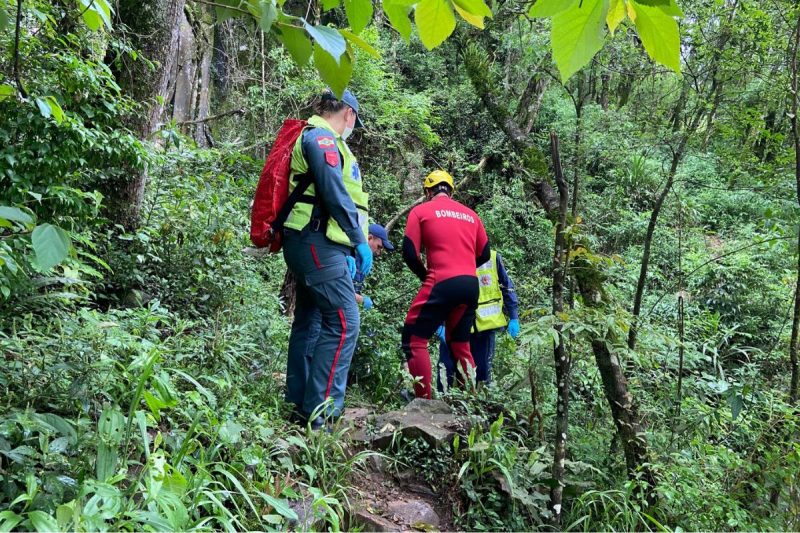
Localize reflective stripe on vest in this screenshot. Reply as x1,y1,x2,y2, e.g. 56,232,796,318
475,250,507,332
284,115,369,246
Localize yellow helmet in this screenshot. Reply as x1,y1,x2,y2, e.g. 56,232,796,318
423,170,454,190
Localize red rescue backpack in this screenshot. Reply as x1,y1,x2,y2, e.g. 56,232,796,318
250,119,315,251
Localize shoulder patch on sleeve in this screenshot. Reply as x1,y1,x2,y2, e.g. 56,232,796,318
316,136,336,150
325,151,340,167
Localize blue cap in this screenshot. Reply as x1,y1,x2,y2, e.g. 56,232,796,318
323,88,364,128
368,224,394,251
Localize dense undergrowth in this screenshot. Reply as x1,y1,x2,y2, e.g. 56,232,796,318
3,0,800,531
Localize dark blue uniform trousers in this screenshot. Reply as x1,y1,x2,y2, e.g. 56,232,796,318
437,329,496,391
283,230,360,418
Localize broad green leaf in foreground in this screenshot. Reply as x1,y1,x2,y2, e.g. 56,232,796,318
384,0,414,41
32,223,71,271
630,0,681,72
340,29,381,58
0,206,34,226
304,22,347,63
314,44,354,97
277,22,313,67
414,0,456,50
344,0,373,34
606,0,625,34
528,0,575,18
551,0,606,82
253,0,278,32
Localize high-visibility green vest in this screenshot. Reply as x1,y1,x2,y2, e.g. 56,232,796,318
475,250,507,332
285,115,369,247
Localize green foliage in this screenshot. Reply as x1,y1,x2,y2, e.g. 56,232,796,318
530,0,682,81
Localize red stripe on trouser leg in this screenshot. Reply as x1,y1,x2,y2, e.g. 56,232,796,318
407,335,432,399
310,244,323,269
449,340,476,384
325,309,347,399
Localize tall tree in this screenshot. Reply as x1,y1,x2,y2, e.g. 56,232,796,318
109,0,187,228
462,35,657,491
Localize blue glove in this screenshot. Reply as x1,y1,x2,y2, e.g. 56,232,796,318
362,296,373,310
436,325,446,341
355,242,373,277
345,256,357,279
508,318,520,339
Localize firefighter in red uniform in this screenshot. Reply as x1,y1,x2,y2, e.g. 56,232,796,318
401,170,491,399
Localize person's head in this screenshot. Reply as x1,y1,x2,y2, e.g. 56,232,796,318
314,89,363,139
367,223,394,257
423,170,454,200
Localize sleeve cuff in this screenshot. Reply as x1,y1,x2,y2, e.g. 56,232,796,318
346,226,366,246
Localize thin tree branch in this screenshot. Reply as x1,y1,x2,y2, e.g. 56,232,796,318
13,0,28,99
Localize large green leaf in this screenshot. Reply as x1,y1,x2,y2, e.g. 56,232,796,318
550,0,606,82
631,0,680,72
322,0,341,10
340,29,381,58
34,96,65,124
260,494,299,521
452,0,492,18
96,406,125,481
78,0,113,30
26,511,58,533
0,84,14,101
344,0,373,34
31,223,71,271
277,23,313,67
314,44,353,97
606,0,625,34
414,0,456,50
250,0,277,31
304,23,347,63
384,0,413,41
0,206,34,226
0,511,24,532
528,0,575,18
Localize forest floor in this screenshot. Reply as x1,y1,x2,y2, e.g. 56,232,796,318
292,402,461,531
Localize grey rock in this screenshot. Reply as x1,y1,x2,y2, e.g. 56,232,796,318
351,509,400,532
387,500,441,528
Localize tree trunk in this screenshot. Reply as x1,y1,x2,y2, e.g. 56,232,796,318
464,38,656,491
549,133,571,523
788,10,800,405
628,144,682,351
111,0,187,228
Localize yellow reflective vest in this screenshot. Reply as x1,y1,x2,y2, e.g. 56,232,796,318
284,115,369,246
475,250,508,332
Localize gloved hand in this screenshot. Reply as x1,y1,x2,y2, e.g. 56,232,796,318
345,256,357,279
507,318,520,339
362,296,373,310
355,242,373,277
436,325,446,341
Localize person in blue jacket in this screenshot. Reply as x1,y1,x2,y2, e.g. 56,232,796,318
282,89,372,428
353,224,394,309
436,251,520,390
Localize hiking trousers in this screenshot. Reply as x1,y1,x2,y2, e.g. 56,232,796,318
401,275,478,399
283,229,360,419
437,329,497,391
